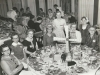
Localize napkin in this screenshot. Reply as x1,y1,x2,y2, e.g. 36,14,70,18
53,37,66,41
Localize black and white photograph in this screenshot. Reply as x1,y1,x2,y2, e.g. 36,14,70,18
0,0,100,75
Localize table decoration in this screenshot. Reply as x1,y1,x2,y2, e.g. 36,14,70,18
23,44,100,75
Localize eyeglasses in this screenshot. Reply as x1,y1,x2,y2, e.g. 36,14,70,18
13,37,19,39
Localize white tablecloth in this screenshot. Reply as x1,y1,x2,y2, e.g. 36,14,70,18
78,67,99,75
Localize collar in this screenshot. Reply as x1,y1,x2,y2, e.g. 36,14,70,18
26,37,33,42
12,42,21,47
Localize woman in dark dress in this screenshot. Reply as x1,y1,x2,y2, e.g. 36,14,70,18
28,15,35,29
85,27,99,51
34,17,42,32
79,17,91,45
22,29,38,57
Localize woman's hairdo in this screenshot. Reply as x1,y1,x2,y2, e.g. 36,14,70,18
40,8,43,11
56,11,61,14
26,7,30,10
81,16,87,20
88,26,96,30
37,17,42,21
0,44,9,52
48,9,52,11
26,29,34,35
11,32,18,39
81,16,90,24
20,8,24,11
54,4,58,7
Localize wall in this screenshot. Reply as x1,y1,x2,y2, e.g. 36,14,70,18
21,0,27,10
7,0,12,10
78,0,94,25
98,0,100,27
0,0,60,17
71,0,75,13
47,0,60,12
27,0,36,16
0,0,8,17
39,0,46,13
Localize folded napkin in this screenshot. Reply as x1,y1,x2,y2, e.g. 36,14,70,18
53,37,66,41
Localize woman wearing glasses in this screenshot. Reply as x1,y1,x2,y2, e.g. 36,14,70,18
85,26,99,51
0,44,39,75
22,29,38,58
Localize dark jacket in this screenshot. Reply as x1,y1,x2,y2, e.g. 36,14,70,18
85,33,99,51
79,24,91,45
28,20,34,29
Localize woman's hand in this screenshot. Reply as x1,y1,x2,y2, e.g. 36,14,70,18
23,46,27,51
30,45,34,48
30,52,35,57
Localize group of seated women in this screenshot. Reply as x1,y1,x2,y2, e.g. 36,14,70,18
0,29,42,75
79,17,99,51
0,24,99,75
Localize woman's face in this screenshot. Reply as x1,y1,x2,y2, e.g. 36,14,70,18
82,18,87,24
48,13,53,18
47,28,52,34
71,25,76,31
56,12,61,18
22,17,29,26
27,31,34,39
12,35,19,43
2,47,10,56
48,10,52,13
89,27,95,35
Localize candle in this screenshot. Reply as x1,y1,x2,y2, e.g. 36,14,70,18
64,25,69,53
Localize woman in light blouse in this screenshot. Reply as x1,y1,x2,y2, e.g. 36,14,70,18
43,25,56,46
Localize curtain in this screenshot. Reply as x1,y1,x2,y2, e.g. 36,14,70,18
71,0,75,13
27,0,36,16
12,0,22,11
39,0,46,13
74,0,78,22
0,0,8,17
21,0,28,10
78,0,94,25
98,0,100,25
61,0,71,14
47,0,60,12
7,0,12,10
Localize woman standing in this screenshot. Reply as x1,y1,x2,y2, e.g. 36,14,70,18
79,17,91,45
52,11,66,38
46,9,54,25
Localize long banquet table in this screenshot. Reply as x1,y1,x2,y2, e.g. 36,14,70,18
22,44,100,75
